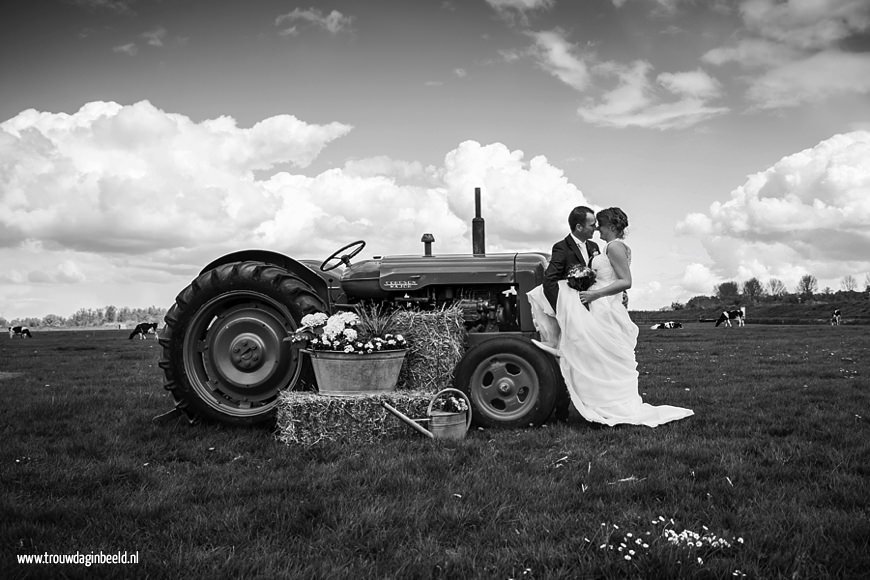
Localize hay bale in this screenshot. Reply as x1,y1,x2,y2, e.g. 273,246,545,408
394,306,466,392
276,390,433,446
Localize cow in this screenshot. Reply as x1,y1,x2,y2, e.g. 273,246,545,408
831,309,841,326
129,322,158,340
650,321,683,329
715,307,746,328
8,326,32,338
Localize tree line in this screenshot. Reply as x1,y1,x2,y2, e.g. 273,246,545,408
669,273,870,311
2,305,168,329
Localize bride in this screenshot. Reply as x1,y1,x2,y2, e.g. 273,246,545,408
528,207,693,427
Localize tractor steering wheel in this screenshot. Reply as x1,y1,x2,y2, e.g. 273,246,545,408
320,240,366,272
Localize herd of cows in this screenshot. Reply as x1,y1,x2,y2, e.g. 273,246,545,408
4,309,846,339
7,322,159,339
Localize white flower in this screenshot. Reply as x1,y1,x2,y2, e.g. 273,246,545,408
335,311,359,326
343,345,355,353
301,312,328,328
343,328,358,341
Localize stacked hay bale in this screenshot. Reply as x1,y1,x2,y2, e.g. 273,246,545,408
276,391,431,446
394,305,466,393
276,305,467,445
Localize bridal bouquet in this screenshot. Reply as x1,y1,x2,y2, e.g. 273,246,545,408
566,264,596,291
289,310,407,354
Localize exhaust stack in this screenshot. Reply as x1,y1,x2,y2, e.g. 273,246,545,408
472,187,485,256
421,233,435,256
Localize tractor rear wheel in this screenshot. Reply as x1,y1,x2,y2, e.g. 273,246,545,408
159,261,325,425
454,337,558,428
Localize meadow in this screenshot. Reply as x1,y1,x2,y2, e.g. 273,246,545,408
1,323,868,579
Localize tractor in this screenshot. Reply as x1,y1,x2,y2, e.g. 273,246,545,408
159,188,562,427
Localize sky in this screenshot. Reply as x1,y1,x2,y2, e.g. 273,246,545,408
1,0,869,320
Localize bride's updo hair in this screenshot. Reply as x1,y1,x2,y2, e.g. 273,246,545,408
597,207,629,238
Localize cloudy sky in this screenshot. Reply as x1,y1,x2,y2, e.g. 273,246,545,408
2,0,869,320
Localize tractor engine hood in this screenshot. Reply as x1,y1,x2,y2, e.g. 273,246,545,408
340,253,548,299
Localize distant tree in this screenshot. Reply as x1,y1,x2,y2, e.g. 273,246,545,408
0,317,8,328
105,305,118,323
687,295,719,310
796,274,818,298
670,301,685,311
742,277,765,302
768,278,787,297
865,273,870,292
715,281,739,300
42,314,66,327
840,275,857,292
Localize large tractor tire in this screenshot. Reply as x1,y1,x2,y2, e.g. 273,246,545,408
453,337,558,428
159,261,326,425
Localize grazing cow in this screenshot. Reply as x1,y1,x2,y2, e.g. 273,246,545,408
831,309,841,326
8,326,32,338
650,321,683,330
715,307,746,328
129,322,158,340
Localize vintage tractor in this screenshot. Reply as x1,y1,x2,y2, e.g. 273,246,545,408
159,188,562,427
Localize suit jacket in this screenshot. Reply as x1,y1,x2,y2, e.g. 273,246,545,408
543,235,600,312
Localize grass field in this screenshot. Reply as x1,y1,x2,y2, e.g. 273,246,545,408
1,324,868,579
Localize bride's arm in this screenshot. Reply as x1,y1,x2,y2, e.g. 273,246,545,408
578,241,632,303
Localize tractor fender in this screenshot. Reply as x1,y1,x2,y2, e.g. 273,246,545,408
199,250,331,304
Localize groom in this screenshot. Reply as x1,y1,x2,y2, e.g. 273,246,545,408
542,206,600,423
543,206,600,313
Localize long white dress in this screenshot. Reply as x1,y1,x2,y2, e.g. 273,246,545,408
527,241,694,427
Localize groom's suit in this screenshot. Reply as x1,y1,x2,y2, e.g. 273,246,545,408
543,235,601,313
542,234,600,423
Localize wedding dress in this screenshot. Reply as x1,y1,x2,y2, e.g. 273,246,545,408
527,241,694,427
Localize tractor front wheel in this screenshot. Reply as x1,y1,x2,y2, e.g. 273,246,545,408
159,261,325,425
454,337,558,428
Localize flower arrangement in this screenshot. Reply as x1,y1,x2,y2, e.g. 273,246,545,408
290,310,408,355
430,393,469,413
567,264,596,291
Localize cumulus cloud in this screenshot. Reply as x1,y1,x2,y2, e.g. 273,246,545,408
746,50,870,109
486,0,554,25
705,0,870,108
524,29,727,129
0,100,352,255
680,263,717,294
275,8,354,36
526,29,591,92
0,102,593,314
576,61,729,129
113,42,137,56
142,26,167,47
676,130,870,288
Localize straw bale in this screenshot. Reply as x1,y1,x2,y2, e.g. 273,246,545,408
276,390,432,446
394,306,466,392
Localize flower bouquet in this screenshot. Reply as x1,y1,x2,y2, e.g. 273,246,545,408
289,310,408,354
429,392,469,413
566,264,596,292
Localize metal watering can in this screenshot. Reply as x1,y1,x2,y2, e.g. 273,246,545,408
381,388,472,440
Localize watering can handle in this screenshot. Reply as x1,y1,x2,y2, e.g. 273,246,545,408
427,388,473,433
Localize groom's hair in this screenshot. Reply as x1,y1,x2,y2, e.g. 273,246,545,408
568,206,594,232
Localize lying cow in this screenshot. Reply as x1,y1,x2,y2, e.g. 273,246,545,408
715,307,746,328
650,321,683,329
129,322,158,340
8,325,32,338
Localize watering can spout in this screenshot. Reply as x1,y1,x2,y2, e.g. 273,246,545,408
381,401,435,439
